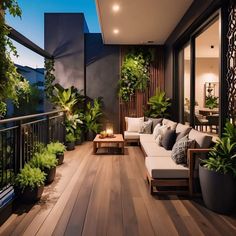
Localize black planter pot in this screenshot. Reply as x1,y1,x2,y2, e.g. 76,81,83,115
66,142,75,151
44,166,56,185
199,164,236,214
87,131,96,141
56,153,64,165
15,185,44,203
75,139,82,146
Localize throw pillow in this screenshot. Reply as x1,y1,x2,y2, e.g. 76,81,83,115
171,135,195,164
127,117,144,132
140,119,152,134
154,125,169,145
152,124,162,139
146,118,163,130
161,129,177,150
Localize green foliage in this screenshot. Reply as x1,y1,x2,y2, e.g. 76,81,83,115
205,95,218,109
119,49,152,102
0,101,7,118
47,142,66,155
44,59,56,101
145,88,171,118
15,164,45,191
66,132,76,143
202,121,236,176
0,0,31,117
29,151,57,170
83,98,103,133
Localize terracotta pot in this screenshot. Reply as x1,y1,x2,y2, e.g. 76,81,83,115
199,164,236,214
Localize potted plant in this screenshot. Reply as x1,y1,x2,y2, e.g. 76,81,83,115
205,95,218,110
14,164,46,203
199,122,236,214
84,98,103,141
66,132,76,151
144,87,171,118
29,151,58,184
75,128,82,145
47,142,66,165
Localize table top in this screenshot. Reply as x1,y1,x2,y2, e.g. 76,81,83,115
93,134,124,142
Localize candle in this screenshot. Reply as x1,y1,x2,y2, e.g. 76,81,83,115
106,128,113,137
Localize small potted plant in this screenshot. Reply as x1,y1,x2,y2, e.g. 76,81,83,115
47,142,66,165
14,164,46,203
66,132,76,151
30,151,58,184
199,122,236,214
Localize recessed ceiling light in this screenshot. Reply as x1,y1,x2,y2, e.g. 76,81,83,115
112,4,120,12
113,29,119,34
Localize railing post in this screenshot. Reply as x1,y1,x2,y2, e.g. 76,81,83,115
46,114,50,144
17,120,23,171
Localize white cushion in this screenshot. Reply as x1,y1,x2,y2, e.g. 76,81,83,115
162,119,177,130
176,123,191,134
140,134,155,143
142,142,171,157
188,129,212,148
126,117,144,132
155,126,169,145
124,131,140,140
145,156,189,179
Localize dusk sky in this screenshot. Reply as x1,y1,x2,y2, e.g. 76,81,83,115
6,0,100,68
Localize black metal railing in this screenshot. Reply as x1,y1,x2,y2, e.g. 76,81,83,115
0,110,66,196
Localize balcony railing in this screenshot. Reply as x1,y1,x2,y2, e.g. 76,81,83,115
0,110,66,199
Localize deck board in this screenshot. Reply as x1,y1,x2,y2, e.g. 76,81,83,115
1,142,236,236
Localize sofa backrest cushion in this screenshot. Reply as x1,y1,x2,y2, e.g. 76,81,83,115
126,117,144,132
176,123,192,142
162,119,177,130
188,129,212,148
146,117,163,130
161,129,177,150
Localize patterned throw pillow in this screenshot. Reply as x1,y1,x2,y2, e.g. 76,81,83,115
140,119,153,134
171,135,195,164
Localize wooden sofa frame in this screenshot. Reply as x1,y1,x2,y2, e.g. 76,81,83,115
146,148,211,196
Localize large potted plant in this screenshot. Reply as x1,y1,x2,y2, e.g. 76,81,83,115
29,151,57,184
144,87,171,118
14,164,46,203
84,98,103,141
199,122,236,214
47,142,66,165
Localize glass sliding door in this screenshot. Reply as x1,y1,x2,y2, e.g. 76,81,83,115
194,18,220,136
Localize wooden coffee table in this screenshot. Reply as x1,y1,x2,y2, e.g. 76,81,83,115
93,134,124,155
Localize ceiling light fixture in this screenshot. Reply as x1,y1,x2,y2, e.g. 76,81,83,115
113,29,119,34
112,4,120,12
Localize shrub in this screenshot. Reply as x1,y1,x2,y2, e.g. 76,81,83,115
30,151,57,170
47,142,66,155
66,133,76,143
15,164,45,191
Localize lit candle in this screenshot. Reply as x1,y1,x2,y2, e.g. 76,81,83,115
106,128,113,137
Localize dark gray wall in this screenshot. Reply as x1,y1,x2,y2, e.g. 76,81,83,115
85,33,120,133
164,0,220,99
44,13,87,91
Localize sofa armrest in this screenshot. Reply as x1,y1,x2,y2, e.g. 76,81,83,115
187,148,211,196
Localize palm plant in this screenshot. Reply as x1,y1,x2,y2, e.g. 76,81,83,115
145,88,171,118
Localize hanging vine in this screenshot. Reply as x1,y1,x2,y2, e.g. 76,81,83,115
44,58,56,102
119,48,152,102
0,0,30,117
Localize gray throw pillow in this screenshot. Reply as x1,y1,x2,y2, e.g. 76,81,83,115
140,119,152,134
146,118,163,130
171,135,195,164
161,129,177,150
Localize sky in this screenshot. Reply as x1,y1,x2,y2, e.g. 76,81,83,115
6,0,101,68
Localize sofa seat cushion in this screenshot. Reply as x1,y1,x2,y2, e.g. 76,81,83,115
142,142,171,157
124,131,140,140
140,134,155,143
145,156,189,179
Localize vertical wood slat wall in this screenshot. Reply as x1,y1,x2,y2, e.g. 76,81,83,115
119,46,165,132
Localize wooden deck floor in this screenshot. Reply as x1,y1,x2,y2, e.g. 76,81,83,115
1,142,236,236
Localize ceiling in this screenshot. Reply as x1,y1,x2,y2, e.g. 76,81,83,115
184,19,219,59
95,0,193,45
